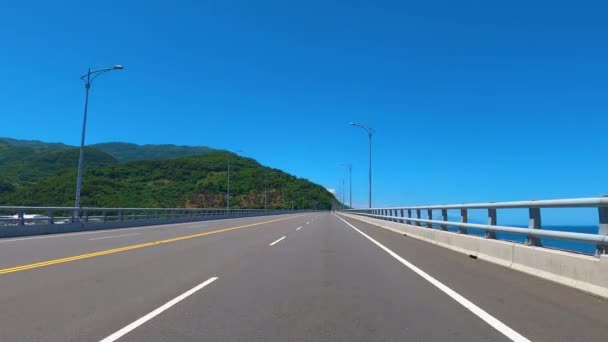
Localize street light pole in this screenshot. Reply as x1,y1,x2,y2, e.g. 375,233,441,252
74,65,123,217
226,150,243,211
342,178,345,209
340,163,352,208
264,174,268,212
350,122,374,208
226,156,230,211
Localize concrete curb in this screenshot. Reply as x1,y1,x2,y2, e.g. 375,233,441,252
338,212,608,299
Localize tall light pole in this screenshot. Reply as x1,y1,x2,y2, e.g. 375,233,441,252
341,178,345,208
263,173,268,212
227,149,243,211
350,122,374,208
340,163,352,208
75,65,124,216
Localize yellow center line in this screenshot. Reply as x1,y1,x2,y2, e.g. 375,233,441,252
0,214,304,276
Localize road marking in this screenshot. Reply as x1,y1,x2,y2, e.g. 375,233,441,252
89,233,140,241
0,223,210,243
296,226,302,231
0,212,289,243
306,222,310,225
334,214,530,342
0,215,303,276
99,276,218,342
269,236,286,246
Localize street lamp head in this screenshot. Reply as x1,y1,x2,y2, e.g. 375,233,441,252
113,65,124,70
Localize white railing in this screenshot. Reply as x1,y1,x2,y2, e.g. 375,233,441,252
0,206,293,227
343,197,608,255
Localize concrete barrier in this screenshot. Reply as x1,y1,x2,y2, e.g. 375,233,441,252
339,212,608,299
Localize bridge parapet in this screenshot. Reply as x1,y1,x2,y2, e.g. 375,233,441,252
344,196,608,255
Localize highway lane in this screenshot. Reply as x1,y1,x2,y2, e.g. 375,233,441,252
119,212,507,342
1,212,607,341
336,214,608,342
0,213,318,341
0,213,310,268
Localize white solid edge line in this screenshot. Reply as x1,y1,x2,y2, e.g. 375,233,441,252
99,277,218,342
296,226,302,231
269,236,286,246
306,222,310,225
88,233,140,241
334,215,530,342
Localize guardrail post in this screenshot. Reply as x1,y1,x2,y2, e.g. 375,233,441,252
84,210,89,223
459,209,468,234
415,209,421,226
486,209,497,239
18,210,24,225
400,209,405,223
426,209,433,228
48,210,54,225
119,210,124,222
407,209,412,225
103,210,107,223
526,208,542,246
597,207,608,254
440,209,448,230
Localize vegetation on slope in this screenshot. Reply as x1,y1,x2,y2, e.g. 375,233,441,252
0,140,117,187
90,142,215,162
0,152,335,209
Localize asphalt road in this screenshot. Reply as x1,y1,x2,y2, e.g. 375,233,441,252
0,212,607,341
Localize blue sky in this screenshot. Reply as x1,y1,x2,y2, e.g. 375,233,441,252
1,0,607,220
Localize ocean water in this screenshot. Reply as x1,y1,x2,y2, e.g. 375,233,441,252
437,224,599,255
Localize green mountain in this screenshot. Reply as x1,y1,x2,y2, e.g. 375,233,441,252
90,142,215,162
0,140,117,187
0,152,334,209
0,137,70,150
0,137,216,163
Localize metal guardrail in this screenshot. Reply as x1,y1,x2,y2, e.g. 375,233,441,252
0,206,293,227
343,197,608,255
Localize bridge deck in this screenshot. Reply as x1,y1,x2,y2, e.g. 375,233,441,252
0,213,606,341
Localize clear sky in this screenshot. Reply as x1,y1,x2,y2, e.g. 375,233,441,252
1,0,607,218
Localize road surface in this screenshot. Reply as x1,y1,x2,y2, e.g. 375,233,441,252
0,212,607,341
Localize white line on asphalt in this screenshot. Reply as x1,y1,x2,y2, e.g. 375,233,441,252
306,222,310,225
88,233,140,241
0,223,204,243
0,212,297,244
99,277,218,342
296,226,302,231
269,236,286,246
334,215,530,342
